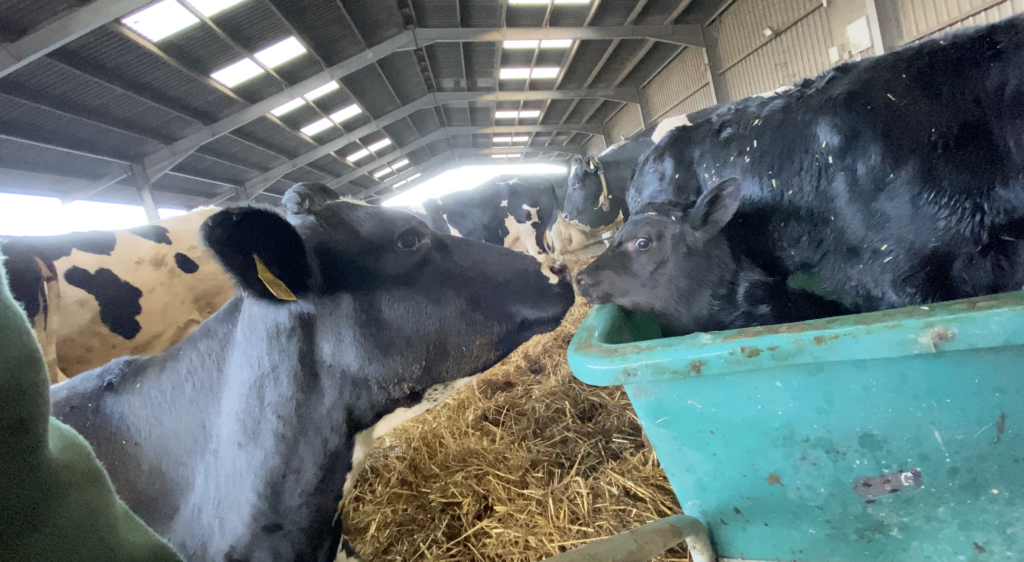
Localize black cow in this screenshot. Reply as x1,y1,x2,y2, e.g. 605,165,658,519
624,15,1024,315
409,178,560,256
550,109,730,255
50,186,575,562
576,186,851,336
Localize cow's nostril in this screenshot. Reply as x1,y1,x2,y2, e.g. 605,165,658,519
575,274,586,286
549,263,570,283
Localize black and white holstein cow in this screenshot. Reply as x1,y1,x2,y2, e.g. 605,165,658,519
410,178,560,256
580,15,1024,333
50,186,576,562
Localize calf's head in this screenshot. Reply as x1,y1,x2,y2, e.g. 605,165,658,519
575,178,741,336
202,198,576,407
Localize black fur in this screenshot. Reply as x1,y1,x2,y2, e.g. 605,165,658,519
627,15,1024,312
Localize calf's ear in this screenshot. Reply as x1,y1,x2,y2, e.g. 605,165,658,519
690,177,742,242
202,208,310,301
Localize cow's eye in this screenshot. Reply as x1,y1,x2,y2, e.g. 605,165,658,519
397,229,422,250
634,237,652,251
562,213,570,220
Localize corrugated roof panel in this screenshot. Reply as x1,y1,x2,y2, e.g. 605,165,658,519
341,65,401,117
462,42,496,81
411,0,459,27
381,119,420,146
0,136,119,182
172,153,257,185
460,0,502,27
565,98,601,122
62,27,245,121
231,72,286,104
212,1,292,53
540,99,573,123
442,105,470,127
151,173,228,199
1,57,202,143
0,0,82,42
549,4,590,26
587,100,621,123
535,49,569,67
338,0,405,47
159,24,237,75
556,40,611,88
621,41,680,87
263,178,295,197
590,38,646,87
377,51,430,105
590,0,638,25
267,0,365,66
272,56,326,86
0,94,161,161
200,135,287,171
306,154,351,177
408,107,442,135
635,0,680,24
469,106,493,126
506,5,547,27
426,43,466,89
283,166,332,184
235,116,317,158
500,49,534,67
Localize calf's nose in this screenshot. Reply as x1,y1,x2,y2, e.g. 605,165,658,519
575,272,588,286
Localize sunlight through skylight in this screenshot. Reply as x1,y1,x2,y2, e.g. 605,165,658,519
300,118,333,136
271,97,306,116
330,104,361,123
304,81,340,100
382,163,567,207
189,0,246,17
211,58,264,87
0,193,186,237
122,0,199,42
254,36,306,68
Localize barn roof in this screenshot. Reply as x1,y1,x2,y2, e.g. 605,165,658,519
0,0,722,208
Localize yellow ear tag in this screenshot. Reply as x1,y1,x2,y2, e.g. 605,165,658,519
253,254,297,301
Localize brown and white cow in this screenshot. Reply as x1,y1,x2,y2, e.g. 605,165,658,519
2,207,233,381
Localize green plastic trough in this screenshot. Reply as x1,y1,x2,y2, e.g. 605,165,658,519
567,292,1024,562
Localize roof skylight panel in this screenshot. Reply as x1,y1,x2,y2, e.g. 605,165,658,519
271,98,306,116
503,40,539,49
512,136,530,142
493,137,513,143
391,159,410,169
304,82,340,101
367,139,393,152
373,168,393,178
347,149,371,162
500,67,532,80
300,118,333,136
530,67,560,79
541,39,573,48
254,37,307,68
188,0,247,17
211,58,264,87
122,1,199,42
329,105,362,123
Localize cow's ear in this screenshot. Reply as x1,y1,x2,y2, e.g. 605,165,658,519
690,177,741,241
282,182,341,216
202,208,310,301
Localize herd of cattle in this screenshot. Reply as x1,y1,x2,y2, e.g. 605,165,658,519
4,15,1024,561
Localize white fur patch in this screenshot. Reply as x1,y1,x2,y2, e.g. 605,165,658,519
503,208,542,256
500,200,508,207
441,214,462,238
408,203,426,215
652,114,693,143
343,376,478,496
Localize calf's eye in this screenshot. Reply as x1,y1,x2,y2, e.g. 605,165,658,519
397,229,422,250
635,237,652,251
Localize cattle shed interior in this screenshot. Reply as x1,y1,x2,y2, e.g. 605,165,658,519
1,0,1018,215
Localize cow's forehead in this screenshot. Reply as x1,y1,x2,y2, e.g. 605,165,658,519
297,200,420,237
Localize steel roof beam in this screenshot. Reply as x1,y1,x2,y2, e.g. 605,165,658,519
238,90,632,199
359,153,455,199
0,0,152,79
413,25,703,46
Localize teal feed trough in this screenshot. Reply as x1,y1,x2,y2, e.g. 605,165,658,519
566,292,1024,561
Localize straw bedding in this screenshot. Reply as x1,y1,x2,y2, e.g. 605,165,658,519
342,255,688,561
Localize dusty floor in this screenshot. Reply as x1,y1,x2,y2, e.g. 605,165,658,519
342,251,688,561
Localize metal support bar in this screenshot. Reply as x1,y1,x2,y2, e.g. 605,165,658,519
455,146,582,156
130,164,160,223
324,130,445,190
59,165,130,204
413,25,704,47
701,26,728,104
0,0,152,78
865,0,900,54
360,154,454,198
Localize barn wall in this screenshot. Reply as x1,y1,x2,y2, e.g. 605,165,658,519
894,0,1024,42
583,135,606,158
606,104,644,143
642,46,712,122
708,0,833,100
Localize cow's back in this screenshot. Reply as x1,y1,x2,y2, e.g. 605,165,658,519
13,208,234,377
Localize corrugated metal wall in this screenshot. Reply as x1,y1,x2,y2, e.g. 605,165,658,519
583,135,606,157
895,0,1024,42
709,0,832,100
643,46,711,121
606,104,644,143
